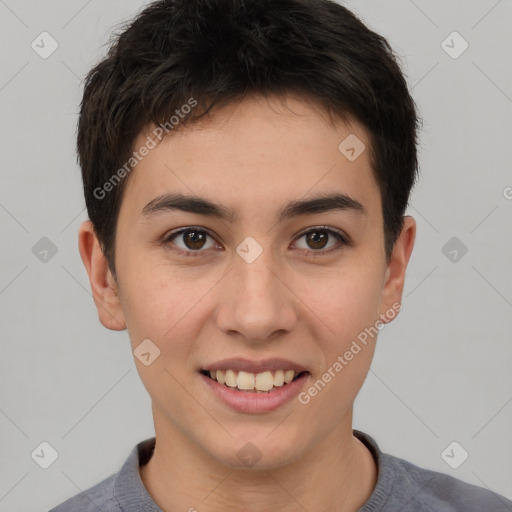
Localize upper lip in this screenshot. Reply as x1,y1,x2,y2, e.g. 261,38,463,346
200,358,309,374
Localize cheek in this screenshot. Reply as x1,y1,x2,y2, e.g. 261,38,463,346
299,277,380,416
120,263,213,359
305,265,383,344
121,275,203,400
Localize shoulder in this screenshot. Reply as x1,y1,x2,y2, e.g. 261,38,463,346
48,437,157,512
385,454,512,512
48,473,119,512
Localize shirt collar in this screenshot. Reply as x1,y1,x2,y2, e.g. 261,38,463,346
113,437,161,511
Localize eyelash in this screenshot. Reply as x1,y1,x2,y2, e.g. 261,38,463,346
162,225,349,258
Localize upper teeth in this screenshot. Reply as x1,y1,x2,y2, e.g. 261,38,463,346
208,369,298,391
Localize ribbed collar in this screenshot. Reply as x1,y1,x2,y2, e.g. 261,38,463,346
354,429,395,511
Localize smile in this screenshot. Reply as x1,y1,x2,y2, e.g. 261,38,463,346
199,368,311,413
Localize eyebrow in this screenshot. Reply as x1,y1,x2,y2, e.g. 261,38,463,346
141,192,367,223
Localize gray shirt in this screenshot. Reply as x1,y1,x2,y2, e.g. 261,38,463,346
49,430,512,511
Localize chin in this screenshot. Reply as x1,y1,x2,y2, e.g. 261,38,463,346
206,430,306,471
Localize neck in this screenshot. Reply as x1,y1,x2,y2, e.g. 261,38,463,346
139,412,377,512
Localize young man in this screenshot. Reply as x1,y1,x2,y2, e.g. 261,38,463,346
50,0,512,510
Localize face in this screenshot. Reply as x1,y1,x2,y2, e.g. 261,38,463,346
79,93,415,470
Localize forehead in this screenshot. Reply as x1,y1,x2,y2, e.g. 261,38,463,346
121,93,380,223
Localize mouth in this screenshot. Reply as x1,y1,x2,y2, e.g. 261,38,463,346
199,368,310,393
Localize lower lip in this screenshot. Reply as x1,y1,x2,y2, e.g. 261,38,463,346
199,372,310,413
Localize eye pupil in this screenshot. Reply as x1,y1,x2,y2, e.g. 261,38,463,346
185,230,206,250
306,231,328,250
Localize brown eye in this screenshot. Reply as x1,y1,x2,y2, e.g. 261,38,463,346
305,231,329,250
164,227,217,257
294,227,347,255
181,230,207,250
164,225,348,259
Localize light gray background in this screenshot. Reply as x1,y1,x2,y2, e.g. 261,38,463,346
0,1,511,511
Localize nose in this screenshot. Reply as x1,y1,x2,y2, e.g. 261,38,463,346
214,243,298,344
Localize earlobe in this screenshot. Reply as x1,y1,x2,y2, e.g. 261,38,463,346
379,216,416,322
78,220,127,331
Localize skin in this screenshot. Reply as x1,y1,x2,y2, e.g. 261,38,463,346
79,93,416,512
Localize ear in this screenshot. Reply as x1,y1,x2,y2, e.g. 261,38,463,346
78,220,126,331
378,216,416,323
